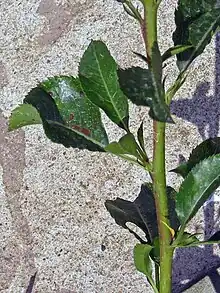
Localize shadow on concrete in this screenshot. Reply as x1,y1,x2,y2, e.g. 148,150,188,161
170,34,220,292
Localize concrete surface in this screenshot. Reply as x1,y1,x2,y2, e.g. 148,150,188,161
0,0,220,292
184,276,216,293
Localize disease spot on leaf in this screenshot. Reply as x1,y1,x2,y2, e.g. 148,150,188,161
81,128,90,136
71,125,91,136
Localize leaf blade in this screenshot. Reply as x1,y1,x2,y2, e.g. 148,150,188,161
173,1,220,70
79,40,129,130
118,63,173,123
20,76,108,152
105,183,180,244
117,67,153,107
176,155,220,228
41,76,109,146
134,244,153,277
9,104,42,131
105,133,142,160
172,137,220,177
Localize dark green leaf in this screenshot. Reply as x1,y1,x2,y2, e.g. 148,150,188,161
178,0,217,20
79,40,129,130
118,62,173,123
149,44,173,122
41,76,108,145
105,183,180,244
44,121,105,152
9,104,42,131
173,1,220,70
172,138,220,177
105,133,142,160
22,76,108,152
176,154,220,228
118,67,153,107
189,10,220,47
134,244,153,277
171,162,189,178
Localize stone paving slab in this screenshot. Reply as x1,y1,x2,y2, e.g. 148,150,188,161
1,1,220,292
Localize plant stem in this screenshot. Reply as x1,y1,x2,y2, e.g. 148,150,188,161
153,121,174,293
142,0,158,59
142,1,174,292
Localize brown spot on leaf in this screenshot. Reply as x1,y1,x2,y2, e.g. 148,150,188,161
71,124,90,136
37,0,73,46
0,61,8,88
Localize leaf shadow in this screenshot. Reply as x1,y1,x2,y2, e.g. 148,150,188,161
172,202,220,293
171,34,220,292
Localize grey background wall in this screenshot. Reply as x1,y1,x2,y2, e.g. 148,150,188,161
0,1,220,292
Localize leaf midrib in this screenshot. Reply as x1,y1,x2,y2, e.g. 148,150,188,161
47,120,106,149
92,44,127,128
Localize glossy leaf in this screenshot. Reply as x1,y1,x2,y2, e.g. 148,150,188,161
176,154,220,228
41,76,108,145
189,10,220,47
173,1,220,70
118,67,153,107
79,40,129,130
9,104,42,131
134,244,153,277
105,183,180,244
178,0,217,20
172,138,220,177
105,133,142,160
118,63,173,123
19,76,109,152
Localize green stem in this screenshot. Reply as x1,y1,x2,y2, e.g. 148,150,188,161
153,121,174,293
142,1,174,292
142,0,158,59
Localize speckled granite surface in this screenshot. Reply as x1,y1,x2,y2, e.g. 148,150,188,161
1,1,220,292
